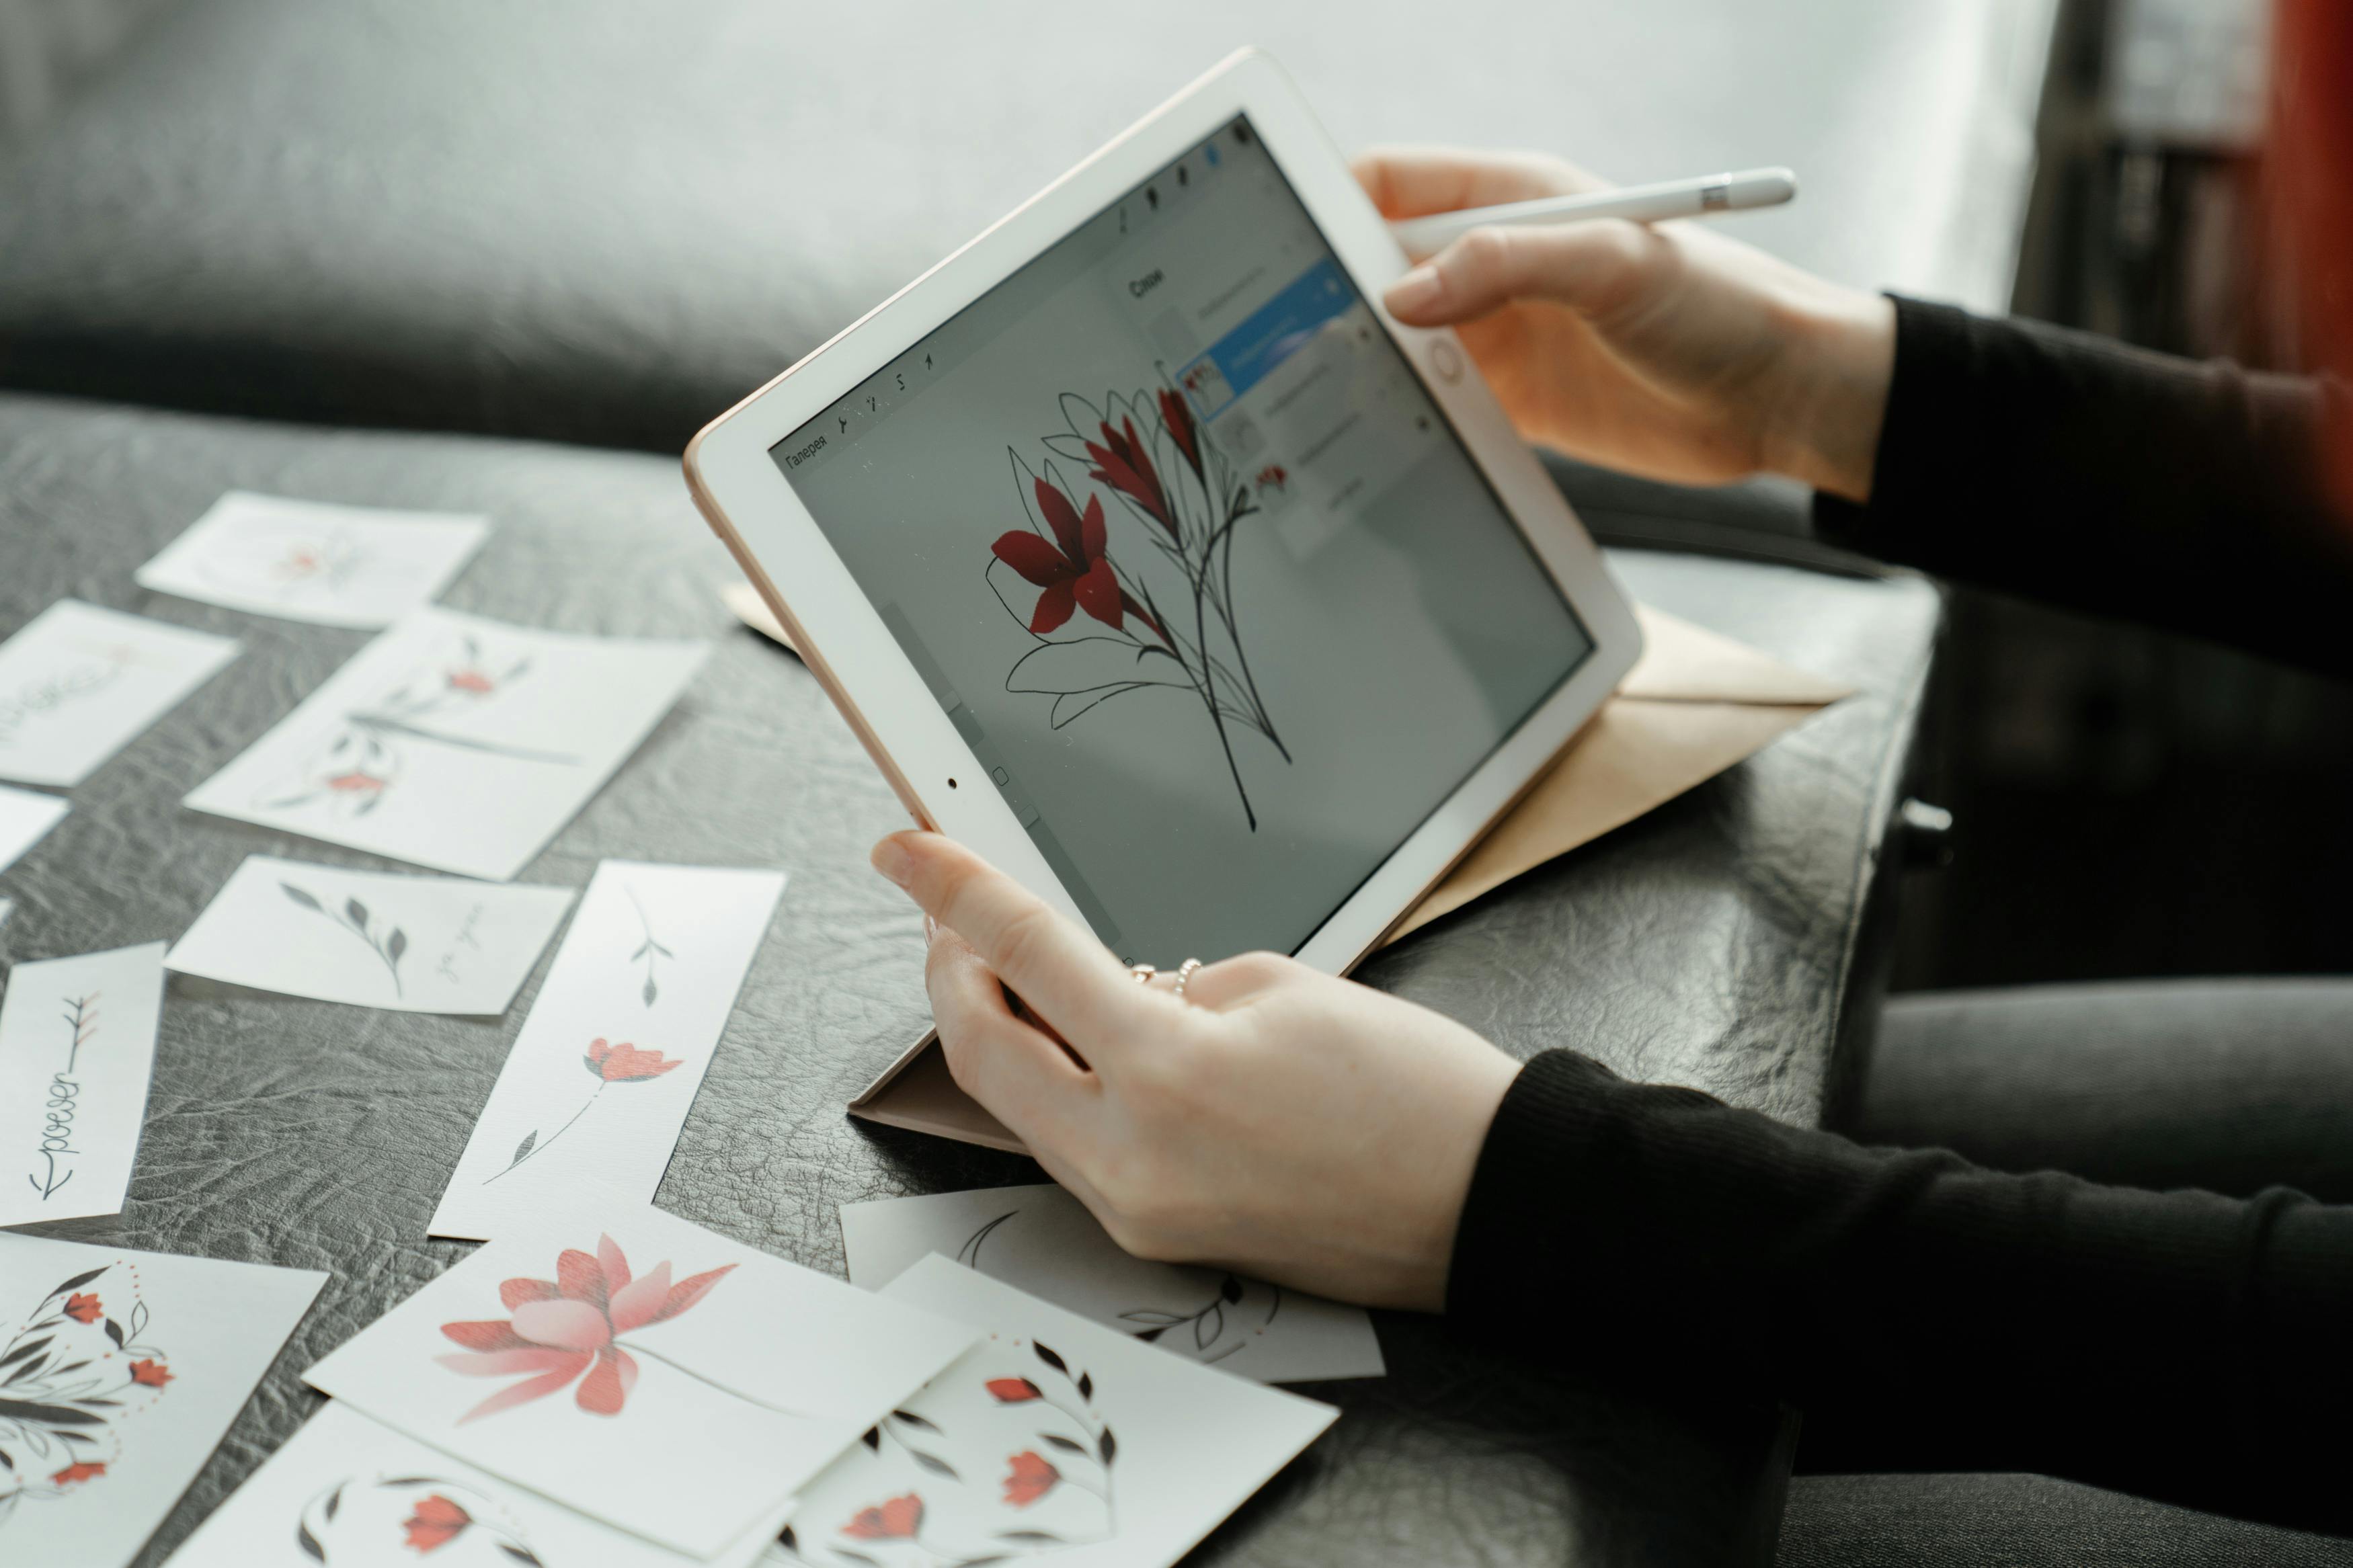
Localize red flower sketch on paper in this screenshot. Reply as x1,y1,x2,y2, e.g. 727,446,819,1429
436,1234,734,1423
0,1260,171,1528
483,1037,685,1186
1002,1450,1060,1508
986,384,1290,830
298,1474,545,1563
841,1493,924,1540
257,631,577,819
402,1493,473,1553
779,1342,1118,1566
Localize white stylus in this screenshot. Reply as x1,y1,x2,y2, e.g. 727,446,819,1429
1388,167,1799,257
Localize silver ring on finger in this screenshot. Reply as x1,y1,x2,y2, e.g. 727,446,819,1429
1170,957,1203,1002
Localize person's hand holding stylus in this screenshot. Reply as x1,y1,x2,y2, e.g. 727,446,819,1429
1358,147,1896,501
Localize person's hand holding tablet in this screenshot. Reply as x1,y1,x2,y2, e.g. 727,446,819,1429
871,827,1519,1313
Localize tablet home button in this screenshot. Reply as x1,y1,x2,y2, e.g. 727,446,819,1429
1429,339,1464,384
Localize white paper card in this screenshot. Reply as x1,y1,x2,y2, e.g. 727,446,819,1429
165,1402,793,1568
0,1234,326,1567
137,491,491,629
303,1204,978,1558
184,607,707,880
0,600,240,787
0,785,69,873
768,1257,1337,1568
840,1184,1384,1385
0,942,167,1229
429,862,787,1239
165,855,575,1016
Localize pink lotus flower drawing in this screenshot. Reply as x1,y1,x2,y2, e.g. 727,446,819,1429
437,1235,733,1423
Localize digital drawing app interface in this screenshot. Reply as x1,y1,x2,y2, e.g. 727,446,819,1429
775,116,1593,961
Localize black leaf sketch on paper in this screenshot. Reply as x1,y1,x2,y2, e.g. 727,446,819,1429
282,881,407,996
957,1206,1283,1366
0,1260,172,1528
255,632,577,819
623,884,674,1007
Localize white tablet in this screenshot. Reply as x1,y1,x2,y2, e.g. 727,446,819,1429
686,48,1640,977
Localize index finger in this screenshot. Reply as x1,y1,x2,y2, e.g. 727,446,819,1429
873,831,1143,1044
1352,145,1605,220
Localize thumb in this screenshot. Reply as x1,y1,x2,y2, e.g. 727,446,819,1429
1383,219,1658,327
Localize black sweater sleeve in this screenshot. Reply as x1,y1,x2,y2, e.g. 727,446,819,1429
1449,1051,2353,1528
1814,297,2353,679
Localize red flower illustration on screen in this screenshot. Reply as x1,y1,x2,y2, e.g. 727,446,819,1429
402,1493,474,1553
988,382,1291,829
63,1292,103,1325
436,1234,733,1423
1002,1450,1061,1508
841,1494,924,1540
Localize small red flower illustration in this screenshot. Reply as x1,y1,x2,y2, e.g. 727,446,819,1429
984,1376,1042,1403
1002,1450,1061,1508
1159,387,1203,478
841,1494,924,1540
63,1292,102,1324
446,667,497,694
402,1493,473,1553
1084,416,1177,540
584,1038,682,1083
992,479,1127,635
51,1461,106,1487
436,1235,733,1423
128,1358,173,1389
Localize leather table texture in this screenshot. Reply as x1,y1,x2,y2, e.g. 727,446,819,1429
0,0,2053,454
0,390,1938,1566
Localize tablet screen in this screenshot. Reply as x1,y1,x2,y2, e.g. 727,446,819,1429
774,116,1593,962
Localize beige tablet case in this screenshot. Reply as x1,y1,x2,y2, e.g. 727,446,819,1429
723,585,1852,1153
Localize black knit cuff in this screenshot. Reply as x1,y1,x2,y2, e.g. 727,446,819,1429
1811,294,1981,562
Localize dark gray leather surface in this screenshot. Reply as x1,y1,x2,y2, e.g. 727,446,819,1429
0,389,1936,1565
0,0,2040,455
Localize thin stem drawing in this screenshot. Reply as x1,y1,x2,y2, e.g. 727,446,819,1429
279,881,406,995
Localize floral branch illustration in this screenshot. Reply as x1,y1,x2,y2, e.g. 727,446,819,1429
624,886,675,1007
0,1262,171,1524
986,382,1289,831
436,1235,739,1423
481,1038,682,1186
296,1475,545,1564
280,882,407,995
257,634,578,817
786,1342,1118,1567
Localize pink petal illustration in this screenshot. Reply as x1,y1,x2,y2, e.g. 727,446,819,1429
435,1347,588,1378
499,1278,559,1310
598,1235,633,1296
512,1298,612,1350
556,1248,608,1309
455,1360,592,1425
607,1261,672,1333
441,1319,533,1352
575,1346,639,1415
654,1264,736,1324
